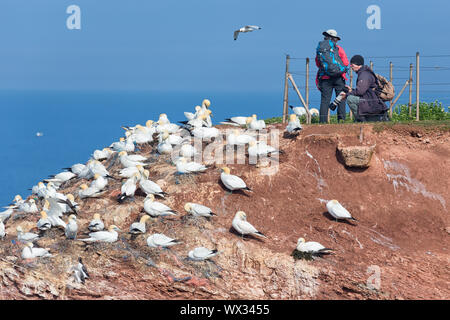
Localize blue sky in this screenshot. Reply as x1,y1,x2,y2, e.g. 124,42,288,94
0,0,449,92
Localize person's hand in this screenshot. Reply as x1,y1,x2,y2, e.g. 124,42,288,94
345,85,352,92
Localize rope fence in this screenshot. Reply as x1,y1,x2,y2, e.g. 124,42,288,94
282,52,450,123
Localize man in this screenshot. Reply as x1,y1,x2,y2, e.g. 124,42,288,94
344,55,388,121
316,29,349,123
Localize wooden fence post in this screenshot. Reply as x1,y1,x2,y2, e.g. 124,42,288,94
389,62,393,117
416,52,420,121
282,55,290,123
306,58,309,123
349,68,353,120
409,63,413,117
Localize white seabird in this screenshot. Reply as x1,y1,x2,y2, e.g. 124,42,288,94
37,211,52,232
234,25,262,41
220,167,252,193
16,226,40,243
146,233,182,248
289,105,307,117
232,211,266,238
143,194,178,217
295,237,334,255
79,225,121,243
92,147,114,161
248,140,282,158
90,173,108,192
184,202,216,218
286,114,303,134
129,215,151,235
246,114,266,131
226,129,256,146
191,127,220,140
326,200,357,222
44,171,77,189
310,108,319,117
0,219,5,239
73,257,89,284
156,132,174,155
221,116,249,127
176,157,208,174
65,215,78,240
21,242,52,259
117,174,139,203
88,213,104,232
62,163,86,176
139,170,167,198
78,184,105,199
188,247,219,261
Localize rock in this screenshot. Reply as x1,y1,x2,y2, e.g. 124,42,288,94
337,143,376,168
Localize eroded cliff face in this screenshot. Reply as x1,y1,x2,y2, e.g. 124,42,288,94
1,123,449,300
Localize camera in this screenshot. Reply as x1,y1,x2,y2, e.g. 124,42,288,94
329,87,349,111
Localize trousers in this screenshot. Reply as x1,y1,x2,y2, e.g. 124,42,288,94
318,76,346,123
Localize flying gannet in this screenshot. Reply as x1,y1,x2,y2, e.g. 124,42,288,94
234,25,262,41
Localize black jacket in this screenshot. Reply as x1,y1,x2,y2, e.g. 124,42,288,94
349,65,388,115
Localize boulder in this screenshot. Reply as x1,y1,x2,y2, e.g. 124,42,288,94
337,144,376,168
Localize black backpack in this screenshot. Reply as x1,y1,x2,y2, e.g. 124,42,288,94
316,40,348,77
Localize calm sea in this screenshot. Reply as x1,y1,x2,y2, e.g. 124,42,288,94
1,90,448,205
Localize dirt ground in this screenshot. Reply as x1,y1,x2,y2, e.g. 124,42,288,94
1,122,449,300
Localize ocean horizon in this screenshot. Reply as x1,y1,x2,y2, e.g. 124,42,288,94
1,89,448,205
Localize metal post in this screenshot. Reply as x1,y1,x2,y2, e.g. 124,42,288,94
409,63,413,117
349,68,353,120
282,55,290,123
389,62,393,117
416,52,420,121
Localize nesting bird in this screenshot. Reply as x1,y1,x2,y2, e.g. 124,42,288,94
220,167,252,193
72,257,89,284
143,194,178,218
37,211,52,232
146,233,182,248
139,170,168,198
326,200,357,222
286,114,303,134
184,202,216,218
88,214,104,232
188,247,219,261
16,226,40,243
176,157,208,174
21,242,52,259
129,215,151,235
65,215,78,240
79,225,121,243
232,211,266,239
295,238,334,256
